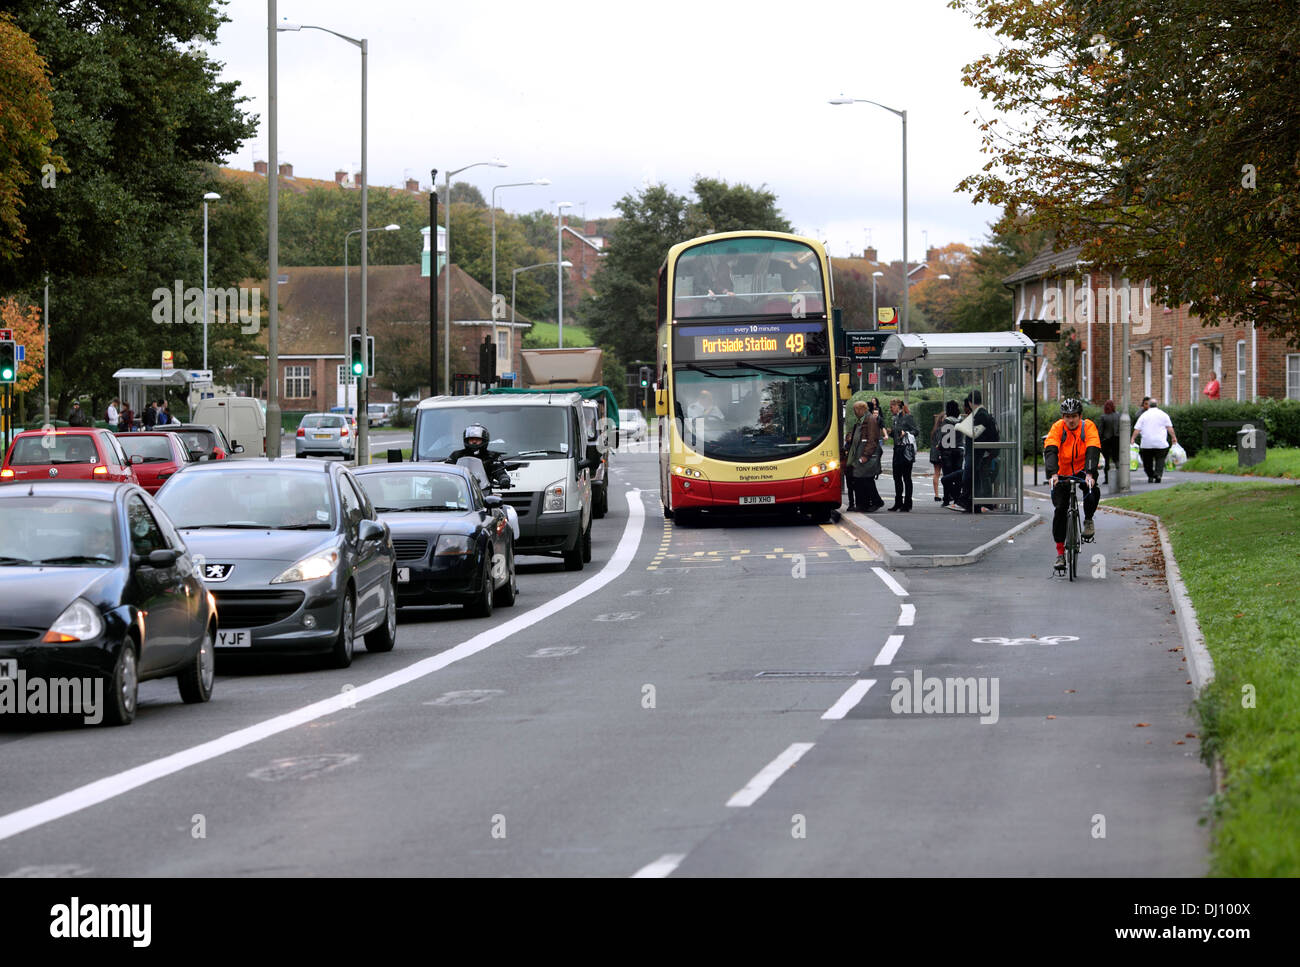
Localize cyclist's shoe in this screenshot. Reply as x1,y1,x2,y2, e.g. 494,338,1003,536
1054,553,1066,570
1082,518,1095,539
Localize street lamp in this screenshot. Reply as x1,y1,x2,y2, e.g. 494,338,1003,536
344,223,399,411
202,191,220,373
443,159,507,394
829,96,908,333
556,202,574,347
279,19,368,461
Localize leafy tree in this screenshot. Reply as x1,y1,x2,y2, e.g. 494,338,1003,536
373,327,428,412
437,181,487,208
0,14,62,263
1055,328,1082,398
685,177,792,236
945,221,1051,333
950,0,1300,344
0,1,259,418
0,298,47,419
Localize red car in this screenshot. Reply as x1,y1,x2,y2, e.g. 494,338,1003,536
114,431,193,494
0,428,140,485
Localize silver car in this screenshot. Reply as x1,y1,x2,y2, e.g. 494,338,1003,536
295,413,355,458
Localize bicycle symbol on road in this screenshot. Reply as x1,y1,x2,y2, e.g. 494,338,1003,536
972,636,1080,647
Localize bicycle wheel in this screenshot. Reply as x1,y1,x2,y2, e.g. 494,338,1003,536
1065,498,1080,582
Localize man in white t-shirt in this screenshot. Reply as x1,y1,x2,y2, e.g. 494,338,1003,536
106,398,119,429
1131,399,1178,483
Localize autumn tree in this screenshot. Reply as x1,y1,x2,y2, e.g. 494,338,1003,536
0,14,62,263
0,298,47,418
950,0,1300,343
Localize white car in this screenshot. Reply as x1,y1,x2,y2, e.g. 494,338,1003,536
367,403,392,428
619,409,649,443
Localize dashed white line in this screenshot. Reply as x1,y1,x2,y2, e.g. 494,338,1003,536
631,853,687,878
872,566,909,597
726,742,816,807
873,634,905,666
898,603,916,626
821,679,876,720
0,492,648,844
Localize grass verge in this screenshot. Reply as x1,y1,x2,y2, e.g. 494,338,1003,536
1180,447,1300,479
1107,481,1300,875
522,321,593,347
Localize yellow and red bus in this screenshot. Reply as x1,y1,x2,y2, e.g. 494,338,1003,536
655,231,850,523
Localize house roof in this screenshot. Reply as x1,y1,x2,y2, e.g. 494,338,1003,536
218,166,426,198
249,264,530,356
1001,244,1085,285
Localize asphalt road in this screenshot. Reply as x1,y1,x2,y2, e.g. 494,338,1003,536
0,448,1208,876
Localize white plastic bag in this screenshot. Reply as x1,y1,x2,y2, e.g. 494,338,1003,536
1167,443,1187,469
1129,443,1141,471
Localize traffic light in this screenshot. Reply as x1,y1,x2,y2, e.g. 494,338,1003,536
350,334,365,378
639,366,650,388
0,341,15,384
479,335,496,383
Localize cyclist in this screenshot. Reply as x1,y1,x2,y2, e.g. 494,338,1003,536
1044,398,1101,570
446,423,510,490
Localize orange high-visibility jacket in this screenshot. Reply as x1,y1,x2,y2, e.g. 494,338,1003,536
1044,418,1101,477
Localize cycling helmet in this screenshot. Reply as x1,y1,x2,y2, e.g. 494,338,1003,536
463,424,489,454
1060,398,1083,415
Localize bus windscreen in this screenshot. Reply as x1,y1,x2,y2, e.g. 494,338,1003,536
673,237,826,319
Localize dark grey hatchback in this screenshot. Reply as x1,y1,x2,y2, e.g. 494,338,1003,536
155,459,397,668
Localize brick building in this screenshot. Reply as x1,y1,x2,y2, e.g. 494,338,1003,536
1004,245,1299,404
559,218,607,310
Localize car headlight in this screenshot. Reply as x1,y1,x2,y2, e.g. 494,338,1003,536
43,598,105,643
272,549,340,584
542,479,566,513
434,534,474,556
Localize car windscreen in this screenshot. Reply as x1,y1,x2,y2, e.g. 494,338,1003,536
7,435,100,466
157,471,335,529
356,471,471,512
416,406,570,461
0,498,118,566
117,435,174,462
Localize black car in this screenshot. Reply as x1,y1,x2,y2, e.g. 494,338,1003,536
352,463,517,616
155,459,397,667
0,482,216,726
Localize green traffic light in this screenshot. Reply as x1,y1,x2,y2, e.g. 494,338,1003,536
1,369,11,380
352,362,364,376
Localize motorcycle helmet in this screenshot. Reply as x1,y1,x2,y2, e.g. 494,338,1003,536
463,423,489,455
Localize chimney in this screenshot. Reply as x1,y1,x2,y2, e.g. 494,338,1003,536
278,162,294,179
864,246,878,263
926,246,939,265
254,160,268,176
585,220,597,236
335,169,349,186
405,178,420,192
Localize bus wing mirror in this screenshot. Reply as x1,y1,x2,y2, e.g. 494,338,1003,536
654,388,667,417
838,373,851,401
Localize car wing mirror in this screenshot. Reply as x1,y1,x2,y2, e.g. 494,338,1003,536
484,495,503,508
129,454,144,464
387,447,404,463
136,548,179,568
232,444,245,454
358,519,385,542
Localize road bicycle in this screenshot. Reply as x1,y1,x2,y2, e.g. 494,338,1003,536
1055,473,1095,582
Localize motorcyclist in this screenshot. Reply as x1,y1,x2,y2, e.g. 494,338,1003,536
446,423,510,490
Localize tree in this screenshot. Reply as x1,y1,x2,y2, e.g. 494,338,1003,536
950,0,1300,344
373,327,428,412
685,177,792,236
0,298,47,414
0,1,259,418
0,14,62,263
1055,328,1082,399
437,181,487,208
945,221,1051,333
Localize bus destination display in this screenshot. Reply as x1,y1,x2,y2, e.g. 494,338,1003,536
676,322,828,362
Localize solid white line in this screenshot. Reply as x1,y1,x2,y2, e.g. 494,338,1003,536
898,603,916,626
872,566,909,597
631,853,687,878
726,742,815,807
873,634,905,666
821,679,876,720
0,491,648,844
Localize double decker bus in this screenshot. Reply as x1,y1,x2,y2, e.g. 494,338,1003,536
655,232,849,523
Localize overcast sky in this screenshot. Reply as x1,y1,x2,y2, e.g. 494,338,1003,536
213,0,1007,262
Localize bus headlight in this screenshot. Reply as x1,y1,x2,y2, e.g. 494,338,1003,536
671,465,706,479
805,460,839,476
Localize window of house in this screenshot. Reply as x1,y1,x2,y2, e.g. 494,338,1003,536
1163,347,1173,404
1237,340,1247,401
1143,352,1152,398
1288,354,1300,401
285,365,311,399
1189,345,1200,401
1211,344,1222,385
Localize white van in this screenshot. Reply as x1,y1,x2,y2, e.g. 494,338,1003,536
410,394,593,570
191,397,266,459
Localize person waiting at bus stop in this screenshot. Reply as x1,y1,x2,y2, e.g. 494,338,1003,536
1045,398,1101,570
886,399,918,512
846,400,884,512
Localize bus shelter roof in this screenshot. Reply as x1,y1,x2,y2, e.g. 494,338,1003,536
111,368,207,385
880,332,1034,365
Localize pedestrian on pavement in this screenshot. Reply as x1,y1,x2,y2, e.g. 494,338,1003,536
952,391,999,512
1099,399,1120,484
67,402,89,427
1141,396,1151,411
1045,398,1101,569
106,398,120,429
886,398,918,512
119,402,134,433
842,404,857,511
847,400,884,511
1203,371,1221,400
937,400,964,506
157,400,171,426
928,410,946,502
1132,399,1177,482
142,400,158,429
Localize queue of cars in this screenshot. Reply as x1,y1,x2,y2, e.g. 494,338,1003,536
0,391,618,728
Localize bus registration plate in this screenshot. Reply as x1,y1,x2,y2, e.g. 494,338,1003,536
739,495,775,505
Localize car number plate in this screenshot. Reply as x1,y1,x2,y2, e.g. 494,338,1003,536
216,630,251,648
739,495,775,505
397,567,410,583
0,659,16,680
314,433,331,439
